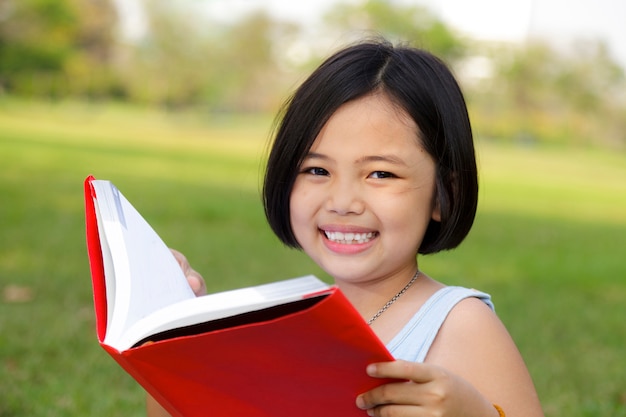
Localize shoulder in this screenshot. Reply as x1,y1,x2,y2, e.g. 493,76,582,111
443,294,500,332
425,294,521,384
426,296,544,415
428,295,513,364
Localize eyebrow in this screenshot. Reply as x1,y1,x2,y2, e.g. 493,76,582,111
303,152,330,161
303,152,409,166
355,154,409,166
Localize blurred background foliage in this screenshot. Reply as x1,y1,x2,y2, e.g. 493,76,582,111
1,0,625,149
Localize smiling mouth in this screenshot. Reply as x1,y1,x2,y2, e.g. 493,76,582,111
323,230,377,244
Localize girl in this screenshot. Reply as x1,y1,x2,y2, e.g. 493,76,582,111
149,39,544,417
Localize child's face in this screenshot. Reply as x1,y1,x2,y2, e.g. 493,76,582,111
289,93,440,285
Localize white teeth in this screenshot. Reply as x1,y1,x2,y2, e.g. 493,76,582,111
324,231,375,244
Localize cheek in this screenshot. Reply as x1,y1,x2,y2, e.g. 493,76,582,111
290,179,322,212
289,185,313,233
374,193,434,238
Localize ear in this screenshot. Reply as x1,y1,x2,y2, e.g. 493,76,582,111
431,196,441,222
431,175,445,222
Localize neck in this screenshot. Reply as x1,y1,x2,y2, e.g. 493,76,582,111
367,270,420,325
334,266,421,321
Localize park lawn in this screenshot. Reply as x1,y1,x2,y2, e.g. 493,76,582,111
0,100,624,416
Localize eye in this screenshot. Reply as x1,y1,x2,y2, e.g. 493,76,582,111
369,171,396,179
303,167,329,176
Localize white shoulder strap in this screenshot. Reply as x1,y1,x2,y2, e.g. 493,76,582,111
387,286,494,363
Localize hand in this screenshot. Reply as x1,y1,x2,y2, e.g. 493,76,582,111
356,360,497,417
170,249,206,296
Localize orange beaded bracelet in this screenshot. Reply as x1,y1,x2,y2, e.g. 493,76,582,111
493,404,506,417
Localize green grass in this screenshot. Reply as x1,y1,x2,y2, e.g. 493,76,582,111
1,99,625,416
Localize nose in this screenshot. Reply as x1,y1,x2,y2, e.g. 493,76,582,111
325,178,365,215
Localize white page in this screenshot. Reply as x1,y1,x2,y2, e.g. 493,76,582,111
91,181,196,346
116,275,330,350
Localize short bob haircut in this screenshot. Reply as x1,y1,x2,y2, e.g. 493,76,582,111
263,39,478,255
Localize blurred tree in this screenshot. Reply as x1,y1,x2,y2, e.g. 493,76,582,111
553,40,626,147
0,0,623,148
0,0,76,94
554,40,624,114
121,0,222,107
219,11,300,110
125,1,298,110
66,0,120,97
468,39,626,148
496,43,553,126
0,0,118,97
323,0,465,63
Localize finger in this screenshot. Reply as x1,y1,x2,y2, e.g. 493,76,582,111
170,249,207,296
357,380,428,411
170,248,189,269
363,404,422,417
367,360,442,384
187,269,207,296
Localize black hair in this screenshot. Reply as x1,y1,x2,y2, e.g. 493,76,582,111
263,39,477,254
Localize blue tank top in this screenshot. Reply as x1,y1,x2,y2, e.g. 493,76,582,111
386,286,494,362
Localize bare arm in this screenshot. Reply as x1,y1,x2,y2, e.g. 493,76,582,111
147,395,171,417
357,298,544,417
426,297,544,417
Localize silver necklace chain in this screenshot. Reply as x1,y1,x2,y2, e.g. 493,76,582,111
367,270,421,325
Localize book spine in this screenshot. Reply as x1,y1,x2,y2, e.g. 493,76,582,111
84,176,108,342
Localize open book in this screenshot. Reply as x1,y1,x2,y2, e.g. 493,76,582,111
84,176,396,417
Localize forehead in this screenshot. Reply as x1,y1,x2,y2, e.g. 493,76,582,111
310,93,422,154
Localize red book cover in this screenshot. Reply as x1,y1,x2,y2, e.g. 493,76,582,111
84,176,396,417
